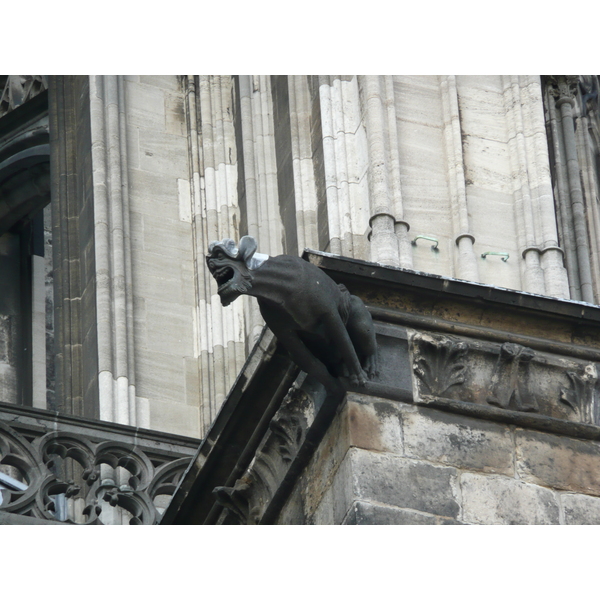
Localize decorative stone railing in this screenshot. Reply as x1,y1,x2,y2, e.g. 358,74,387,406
0,403,199,524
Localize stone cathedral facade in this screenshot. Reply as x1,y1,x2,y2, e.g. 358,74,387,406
2,75,600,525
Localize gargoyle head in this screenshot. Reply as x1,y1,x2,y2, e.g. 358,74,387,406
206,236,259,306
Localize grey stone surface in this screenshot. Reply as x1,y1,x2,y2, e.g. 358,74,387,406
345,447,461,519
461,472,560,524
561,492,600,525
402,406,514,475
343,500,462,525
516,430,600,496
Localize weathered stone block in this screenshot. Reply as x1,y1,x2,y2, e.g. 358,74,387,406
402,406,514,475
343,500,462,525
343,448,461,519
516,430,600,496
277,483,306,525
460,472,560,524
561,492,600,525
344,394,403,455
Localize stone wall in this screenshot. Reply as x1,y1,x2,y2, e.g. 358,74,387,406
279,393,600,525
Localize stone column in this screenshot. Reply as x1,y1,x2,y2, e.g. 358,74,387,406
549,76,594,303
89,75,138,426
440,75,479,282
359,75,407,267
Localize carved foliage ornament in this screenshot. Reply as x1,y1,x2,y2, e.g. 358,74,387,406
410,332,600,426
413,335,469,397
547,75,580,107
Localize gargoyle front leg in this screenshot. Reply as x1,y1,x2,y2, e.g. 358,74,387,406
322,312,368,386
271,326,344,394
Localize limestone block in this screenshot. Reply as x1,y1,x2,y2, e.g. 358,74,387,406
516,430,600,496
339,448,461,520
129,168,181,221
177,178,192,223
343,395,403,455
455,76,508,143
142,214,192,257
135,348,185,404
124,80,166,131
393,75,444,129
302,405,352,520
165,94,186,137
131,254,183,305
312,484,334,525
277,483,306,525
138,129,189,179
299,396,402,522
145,299,195,357
561,492,600,524
138,76,181,91
460,472,560,524
343,500,462,525
147,395,200,438
402,407,514,475
462,136,511,192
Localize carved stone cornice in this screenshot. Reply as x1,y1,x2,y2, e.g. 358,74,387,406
409,331,599,426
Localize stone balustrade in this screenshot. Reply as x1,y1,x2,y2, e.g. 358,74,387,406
0,403,199,524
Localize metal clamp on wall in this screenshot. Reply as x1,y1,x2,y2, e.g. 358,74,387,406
481,251,509,262
412,235,439,251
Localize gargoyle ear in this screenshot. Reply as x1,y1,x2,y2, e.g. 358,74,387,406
238,236,257,264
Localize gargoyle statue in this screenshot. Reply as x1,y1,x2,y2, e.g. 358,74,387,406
206,236,378,393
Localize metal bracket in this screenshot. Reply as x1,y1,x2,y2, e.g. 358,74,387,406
481,251,509,262
412,235,439,251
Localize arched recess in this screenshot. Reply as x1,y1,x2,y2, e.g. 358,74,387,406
0,88,52,408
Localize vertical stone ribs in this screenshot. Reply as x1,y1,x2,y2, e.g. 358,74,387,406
409,331,600,426
48,76,99,419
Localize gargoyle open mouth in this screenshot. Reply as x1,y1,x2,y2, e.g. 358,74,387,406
206,238,255,306
213,265,235,292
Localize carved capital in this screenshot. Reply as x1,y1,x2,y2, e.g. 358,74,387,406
547,75,579,108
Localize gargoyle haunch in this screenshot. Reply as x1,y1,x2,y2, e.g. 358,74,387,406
206,236,378,392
